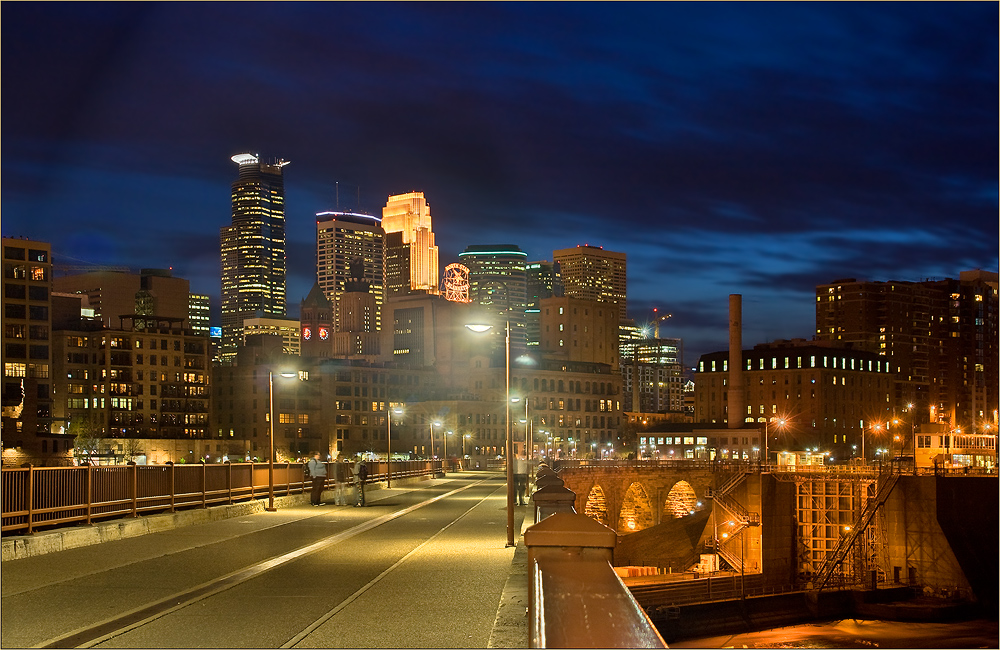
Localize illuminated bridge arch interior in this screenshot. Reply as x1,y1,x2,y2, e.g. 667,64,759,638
663,480,698,519
584,485,608,525
617,482,654,535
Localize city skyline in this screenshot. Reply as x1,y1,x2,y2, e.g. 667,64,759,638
2,3,996,364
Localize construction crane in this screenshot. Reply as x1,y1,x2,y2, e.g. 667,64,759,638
651,308,673,338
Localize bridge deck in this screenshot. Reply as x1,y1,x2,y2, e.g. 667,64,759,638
1,473,531,649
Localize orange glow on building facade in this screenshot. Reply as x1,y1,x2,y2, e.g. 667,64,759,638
381,192,439,296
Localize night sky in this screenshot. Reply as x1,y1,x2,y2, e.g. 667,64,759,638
3,3,996,365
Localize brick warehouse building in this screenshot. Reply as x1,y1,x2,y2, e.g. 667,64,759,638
694,339,892,460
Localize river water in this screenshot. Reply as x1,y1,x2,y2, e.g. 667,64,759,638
669,618,998,648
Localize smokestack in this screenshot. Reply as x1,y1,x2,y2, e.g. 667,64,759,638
727,294,744,429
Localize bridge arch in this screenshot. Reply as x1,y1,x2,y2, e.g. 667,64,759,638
583,485,609,525
663,480,698,519
617,482,655,535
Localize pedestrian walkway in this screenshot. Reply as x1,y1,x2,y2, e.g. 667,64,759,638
1,472,531,649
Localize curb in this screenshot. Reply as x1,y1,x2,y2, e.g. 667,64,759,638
488,515,532,648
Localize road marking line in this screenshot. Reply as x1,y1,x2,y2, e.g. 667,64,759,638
34,479,494,649
281,483,502,648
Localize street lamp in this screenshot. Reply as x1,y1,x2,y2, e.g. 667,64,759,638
513,395,530,459
387,406,403,488
463,433,471,457
430,420,441,459
465,319,515,547
868,423,885,464
267,369,298,512
445,431,452,470
512,395,531,459
762,417,787,466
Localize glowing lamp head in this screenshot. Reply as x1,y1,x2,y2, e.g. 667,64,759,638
465,323,492,333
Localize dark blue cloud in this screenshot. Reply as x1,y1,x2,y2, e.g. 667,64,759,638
2,2,996,365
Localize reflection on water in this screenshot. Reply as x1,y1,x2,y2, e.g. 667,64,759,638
670,618,998,649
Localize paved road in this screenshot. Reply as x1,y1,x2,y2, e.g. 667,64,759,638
2,472,528,649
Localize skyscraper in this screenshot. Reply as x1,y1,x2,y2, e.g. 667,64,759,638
188,294,210,336
553,245,627,322
525,261,563,348
381,192,439,297
459,244,529,357
315,211,384,333
220,153,289,363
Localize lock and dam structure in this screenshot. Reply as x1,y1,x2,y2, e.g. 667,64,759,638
549,459,996,637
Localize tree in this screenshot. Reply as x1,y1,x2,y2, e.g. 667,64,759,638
71,414,106,465
617,420,640,455
121,437,143,463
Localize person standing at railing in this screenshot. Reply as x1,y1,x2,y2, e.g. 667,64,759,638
353,457,368,507
306,452,327,506
333,459,348,505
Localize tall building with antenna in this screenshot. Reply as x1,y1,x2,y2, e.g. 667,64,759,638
220,153,289,364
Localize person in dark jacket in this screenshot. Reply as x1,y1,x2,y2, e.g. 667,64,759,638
352,458,367,506
307,452,327,506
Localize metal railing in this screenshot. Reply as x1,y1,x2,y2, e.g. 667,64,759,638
545,458,997,477
1,460,441,536
629,573,768,609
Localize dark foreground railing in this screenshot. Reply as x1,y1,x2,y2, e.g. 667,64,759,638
526,464,666,648
1,460,441,535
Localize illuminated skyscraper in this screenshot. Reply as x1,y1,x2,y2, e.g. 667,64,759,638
315,211,384,333
381,192,439,297
459,244,528,356
188,294,210,336
553,245,627,322
525,261,563,347
220,153,289,363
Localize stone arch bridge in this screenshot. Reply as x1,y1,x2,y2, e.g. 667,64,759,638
554,461,723,535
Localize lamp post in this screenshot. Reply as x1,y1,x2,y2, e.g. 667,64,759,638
869,423,885,464
429,420,441,459
445,431,452,471
267,369,297,512
511,396,530,458
762,417,787,466
466,319,514,547
387,406,403,488
463,433,470,457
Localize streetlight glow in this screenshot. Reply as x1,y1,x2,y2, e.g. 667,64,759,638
267,367,300,512
466,318,515,546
